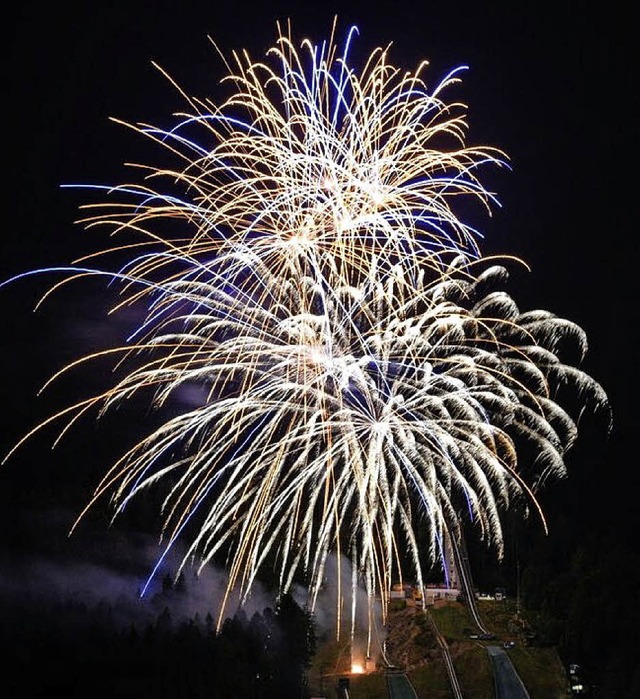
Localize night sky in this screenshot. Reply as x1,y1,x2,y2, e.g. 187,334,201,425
1,0,635,654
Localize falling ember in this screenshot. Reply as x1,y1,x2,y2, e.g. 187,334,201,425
1,15,610,648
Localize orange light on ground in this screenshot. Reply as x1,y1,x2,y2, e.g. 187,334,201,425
351,663,365,674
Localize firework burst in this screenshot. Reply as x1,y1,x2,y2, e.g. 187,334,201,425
2,19,609,644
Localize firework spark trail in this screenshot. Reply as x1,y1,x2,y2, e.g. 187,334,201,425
1,19,609,647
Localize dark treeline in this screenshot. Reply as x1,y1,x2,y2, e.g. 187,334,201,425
466,477,640,698
3,513,638,698
2,413,635,697
1,577,316,699
518,520,640,697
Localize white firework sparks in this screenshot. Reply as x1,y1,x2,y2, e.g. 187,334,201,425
2,19,609,646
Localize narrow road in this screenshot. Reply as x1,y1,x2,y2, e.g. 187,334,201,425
426,613,464,699
486,645,530,699
386,669,419,698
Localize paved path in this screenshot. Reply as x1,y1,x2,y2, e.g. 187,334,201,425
487,645,530,699
386,670,419,698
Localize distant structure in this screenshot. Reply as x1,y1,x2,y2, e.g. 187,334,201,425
389,529,462,607
423,529,462,604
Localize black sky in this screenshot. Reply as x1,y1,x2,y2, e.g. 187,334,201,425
1,1,636,606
